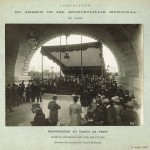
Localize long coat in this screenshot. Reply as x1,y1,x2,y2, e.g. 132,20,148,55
6,87,12,106
69,103,82,126
48,100,61,124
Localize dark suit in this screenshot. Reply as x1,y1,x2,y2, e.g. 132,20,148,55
106,105,117,126
80,91,92,107
6,86,13,112
122,110,139,126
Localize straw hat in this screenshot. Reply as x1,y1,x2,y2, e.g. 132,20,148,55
125,101,134,108
112,96,120,102
101,95,106,100
102,98,110,103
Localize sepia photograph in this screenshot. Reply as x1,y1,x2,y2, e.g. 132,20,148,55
5,24,143,126
1,0,150,149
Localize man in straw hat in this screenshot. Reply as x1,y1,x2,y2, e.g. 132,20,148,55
112,96,124,125
48,95,61,126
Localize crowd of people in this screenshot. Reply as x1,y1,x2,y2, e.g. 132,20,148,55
27,74,140,126
33,74,114,93
6,74,140,126
6,80,42,112
5,74,115,112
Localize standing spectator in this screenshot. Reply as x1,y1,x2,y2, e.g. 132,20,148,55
35,83,42,102
11,83,17,106
21,80,25,86
15,84,20,106
102,98,117,126
48,95,61,126
30,82,36,102
69,95,82,126
22,88,26,102
6,84,14,112
18,84,23,104
21,80,25,102
122,101,139,126
80,87,92,123
124,90,131,103
112,96,124,125
93,101,105,125
26,83,31,102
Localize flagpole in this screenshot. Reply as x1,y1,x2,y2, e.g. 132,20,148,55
41,53,43,81
102,47,103,77
60,36,62,87
99,43,103,77
81,35,83,83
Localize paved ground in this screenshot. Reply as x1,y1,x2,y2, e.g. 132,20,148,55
6,93,143,126
6,94,77,126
